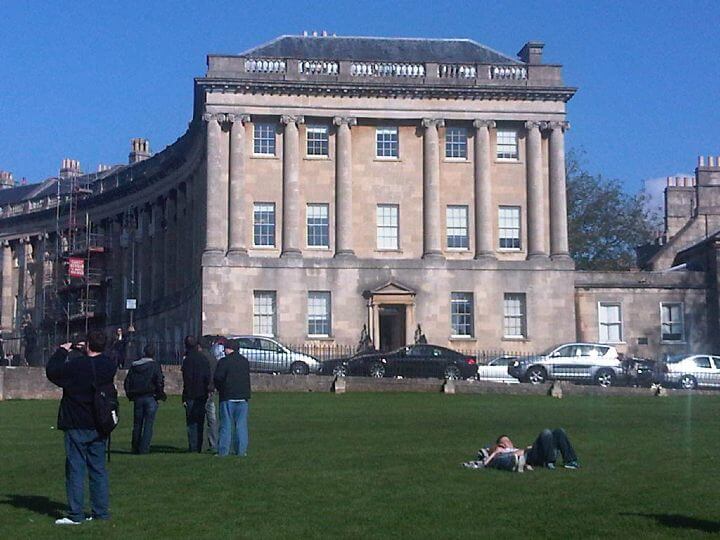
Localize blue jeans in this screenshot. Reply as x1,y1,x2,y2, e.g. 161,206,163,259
218,400,249,457
526,428,578,467
185,397,207,453
132,396,158,454
64,429,109,522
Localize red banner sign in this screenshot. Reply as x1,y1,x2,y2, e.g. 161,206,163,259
68,257,85,278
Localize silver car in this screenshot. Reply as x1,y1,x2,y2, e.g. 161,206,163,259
508,343,621,387
660,354,720,390
231,335,321,375
476,356,519,384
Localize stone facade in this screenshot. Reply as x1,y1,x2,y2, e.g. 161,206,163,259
0,34,717,362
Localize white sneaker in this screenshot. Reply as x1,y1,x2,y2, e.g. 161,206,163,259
55,517,82,526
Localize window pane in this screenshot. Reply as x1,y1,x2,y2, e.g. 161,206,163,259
254,123,276,155
503,293,526,337
496,129,518,160
451,292,473,336
498,206,521,249
253,203,275,246
253,291,276,336
661,303,684,341
307,204,329,247
599,303,622,343
445,127,467,159
308,292,331,336
306,125,329,156
376,127,398,158
376,205,398,249
446,205,469,249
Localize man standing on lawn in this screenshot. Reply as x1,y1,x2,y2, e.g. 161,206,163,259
124,343,166,454
46,331,116,525
199,335,220,452
181,335,210,453
213,339,251,457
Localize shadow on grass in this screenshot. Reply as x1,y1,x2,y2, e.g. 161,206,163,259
0,494,65,518
622,513,720,533
110,445,187,455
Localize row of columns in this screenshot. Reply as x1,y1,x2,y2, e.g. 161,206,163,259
209,113,569,261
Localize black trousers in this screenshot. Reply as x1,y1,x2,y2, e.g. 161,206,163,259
526,428,578,466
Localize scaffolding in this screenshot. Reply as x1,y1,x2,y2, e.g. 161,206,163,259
43,173,108,341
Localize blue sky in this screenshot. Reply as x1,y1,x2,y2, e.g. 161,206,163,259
1,0,718,196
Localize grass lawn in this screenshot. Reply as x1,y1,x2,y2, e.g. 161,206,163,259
1,392,719,539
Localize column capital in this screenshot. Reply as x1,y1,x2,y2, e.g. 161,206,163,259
280,115,305,126
544,120,570,132
227,113,251,125
333,116,357,127
1,240,10,248
524,120,543,131
421,118,445,129
202,112,227,124
472,119,496,129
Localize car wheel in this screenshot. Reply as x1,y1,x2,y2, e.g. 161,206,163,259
332,364,348,377
444,364,462,380
595,369,616,388
680,374,697,390
369,362,385,378
525,366,547,385
290,361,309,375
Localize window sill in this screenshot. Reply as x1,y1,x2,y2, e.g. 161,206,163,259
449,336,476,342
447,247,470,252
374,157,401,162
304,155,331,161
375,249,402,253
495,159,522,164
307,335,334,341
502,336,528,342
600,341,626,345
306,246,330,251
443,158,470,163
498,248,522,253
660,340,687,345
251,154,278,160
251,245,278,250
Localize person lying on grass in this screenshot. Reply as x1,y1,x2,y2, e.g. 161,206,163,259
465,428,580,472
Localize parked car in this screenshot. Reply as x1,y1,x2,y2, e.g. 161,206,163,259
508,343,621,387
323,344,478,380
230,335,321,375
620,356,658,388
475,355,519,384
657,354,720,389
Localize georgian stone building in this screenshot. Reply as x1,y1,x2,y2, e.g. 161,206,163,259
0,34,716,361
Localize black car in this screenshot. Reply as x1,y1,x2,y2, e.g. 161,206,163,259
322,344,478,380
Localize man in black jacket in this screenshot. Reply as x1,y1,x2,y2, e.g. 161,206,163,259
213,339,251,457
46,330,117,525
181,335,210,453
124,343,166,454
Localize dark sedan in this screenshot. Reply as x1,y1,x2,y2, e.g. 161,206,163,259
322,344,478,380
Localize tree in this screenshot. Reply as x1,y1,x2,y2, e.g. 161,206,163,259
566,150,661,270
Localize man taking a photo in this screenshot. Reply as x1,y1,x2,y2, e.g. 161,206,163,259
46,331,117,525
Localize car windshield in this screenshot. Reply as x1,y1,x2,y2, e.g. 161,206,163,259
665,354,688,364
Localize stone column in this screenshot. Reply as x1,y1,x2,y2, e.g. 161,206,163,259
151,202,163,303
228,114,250,258
473,120,496,259
34,235,48,328
138,206,150,307
164,193,176,297
280,115,304,257
203,112,227,256
333,116,357,257
1,241,13,332
422,118,444,259
175,186,186,291
525,121,546,259
548,121,571,259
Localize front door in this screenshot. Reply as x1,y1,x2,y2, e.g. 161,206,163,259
378,304,406,351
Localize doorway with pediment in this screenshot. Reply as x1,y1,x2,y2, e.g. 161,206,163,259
364,281,416,352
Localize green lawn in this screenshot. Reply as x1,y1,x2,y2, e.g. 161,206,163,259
1,393,718,539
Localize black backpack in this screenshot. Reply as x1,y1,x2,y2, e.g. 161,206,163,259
91,358,120,437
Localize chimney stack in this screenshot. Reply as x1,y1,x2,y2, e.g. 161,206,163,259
97,164,112,173
518,41,544,64
59,158,82,179
129,138,151,164
0,170,14,189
